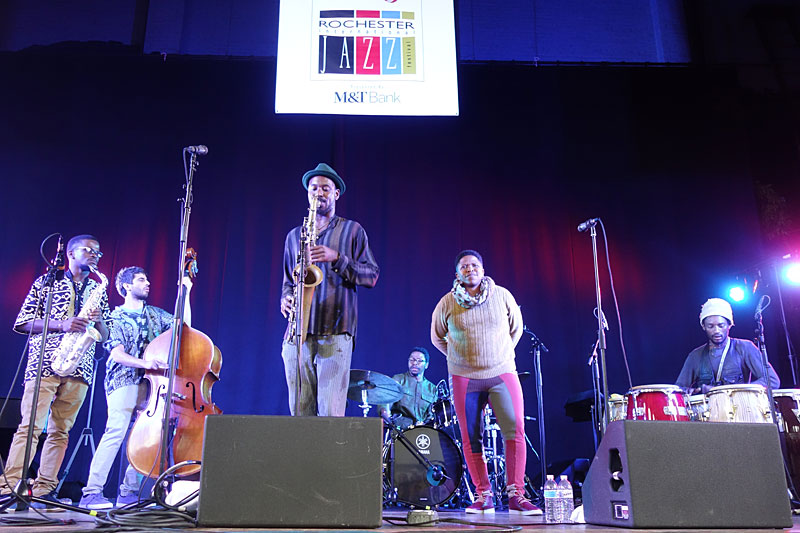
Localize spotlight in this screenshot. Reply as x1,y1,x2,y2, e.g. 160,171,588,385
784,263,800,286
728,286,746,302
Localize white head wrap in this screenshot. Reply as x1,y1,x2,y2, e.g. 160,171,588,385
699,298,734,326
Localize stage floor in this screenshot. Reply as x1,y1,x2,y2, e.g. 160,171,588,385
0,507,797,532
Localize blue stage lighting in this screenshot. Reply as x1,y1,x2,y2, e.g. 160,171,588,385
728,286,746,302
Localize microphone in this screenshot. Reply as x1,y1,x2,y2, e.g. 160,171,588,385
577,217,599,232
594,307,609,330
754,294,769,317
52,235,66,281
184,145,208,155
426,465,447,486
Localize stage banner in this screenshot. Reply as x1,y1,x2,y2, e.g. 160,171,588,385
276,0,458,116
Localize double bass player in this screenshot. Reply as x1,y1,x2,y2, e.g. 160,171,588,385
79,267,192,510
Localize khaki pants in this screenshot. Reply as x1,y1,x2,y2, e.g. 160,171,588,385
1,375,88,497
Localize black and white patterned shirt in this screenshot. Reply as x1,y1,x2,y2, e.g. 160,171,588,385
14,272,111,385
103,305,173,396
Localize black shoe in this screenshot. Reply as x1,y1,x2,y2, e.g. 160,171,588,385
30,492,68,512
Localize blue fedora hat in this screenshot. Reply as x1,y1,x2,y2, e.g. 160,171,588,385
301,163,346,194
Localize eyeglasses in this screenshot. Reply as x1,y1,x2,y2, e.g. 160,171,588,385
75,246,103,258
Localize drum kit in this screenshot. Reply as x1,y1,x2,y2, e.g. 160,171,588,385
347,369,506,508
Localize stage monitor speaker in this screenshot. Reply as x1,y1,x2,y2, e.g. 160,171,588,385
196,415,383,528
583,420,791,529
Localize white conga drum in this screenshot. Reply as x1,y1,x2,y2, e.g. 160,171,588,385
607,393,627,422
706,384,772,423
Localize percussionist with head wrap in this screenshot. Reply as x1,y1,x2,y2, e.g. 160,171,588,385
676,298,780,395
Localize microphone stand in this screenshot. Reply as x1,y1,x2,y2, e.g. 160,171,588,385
524,327,548,495
586,221,610,436
755,308,800,504
156,149,200,476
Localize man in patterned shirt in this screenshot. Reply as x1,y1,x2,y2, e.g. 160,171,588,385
78,266,191,510
2,235,110,508
280,163,379,416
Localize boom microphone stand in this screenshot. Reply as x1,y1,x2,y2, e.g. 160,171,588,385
754,297,800,504
578,217,610,436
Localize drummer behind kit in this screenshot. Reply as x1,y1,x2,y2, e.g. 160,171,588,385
346,369,489,509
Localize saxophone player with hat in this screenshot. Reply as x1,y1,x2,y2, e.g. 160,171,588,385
280,163,379,416
2,235,110,508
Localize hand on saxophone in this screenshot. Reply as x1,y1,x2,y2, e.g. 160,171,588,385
280,294,294,318
60,316,90,333
87,308,103,322
309,245,339,263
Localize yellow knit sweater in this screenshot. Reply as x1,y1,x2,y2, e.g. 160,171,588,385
430,279,522,379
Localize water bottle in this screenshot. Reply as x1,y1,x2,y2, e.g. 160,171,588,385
558,475,574,523
543,474,558,523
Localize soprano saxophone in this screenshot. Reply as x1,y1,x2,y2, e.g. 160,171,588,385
287,196,323,345
51,267,108,376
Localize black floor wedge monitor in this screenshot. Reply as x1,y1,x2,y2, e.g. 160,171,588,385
196,415,383,528
583,420,792,529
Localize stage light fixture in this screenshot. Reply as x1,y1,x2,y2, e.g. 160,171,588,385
728,286,746,302
783,262,800,286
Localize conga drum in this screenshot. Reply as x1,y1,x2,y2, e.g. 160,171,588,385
626,384,690,421
706,384,772,423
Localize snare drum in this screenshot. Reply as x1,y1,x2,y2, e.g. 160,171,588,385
706,384,772,423
626,384,690,421
607,394,627,422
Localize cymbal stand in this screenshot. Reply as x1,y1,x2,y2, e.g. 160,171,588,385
359,389,372,417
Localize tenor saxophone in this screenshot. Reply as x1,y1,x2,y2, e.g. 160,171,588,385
288,196,323,345
51,267,108,377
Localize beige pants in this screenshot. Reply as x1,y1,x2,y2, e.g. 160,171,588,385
2,375,88,496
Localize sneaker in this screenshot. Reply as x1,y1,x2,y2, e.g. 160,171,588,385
79,492,114,510
30,492,68,512
466,491,495,514
507,493,542,515
115,492,139,507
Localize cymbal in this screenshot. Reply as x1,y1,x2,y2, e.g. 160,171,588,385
347,369,403,405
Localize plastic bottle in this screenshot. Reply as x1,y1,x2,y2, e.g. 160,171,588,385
543,474,558,523
558,475,574,523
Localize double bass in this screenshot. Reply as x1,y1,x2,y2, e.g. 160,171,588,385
127,249,223,477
